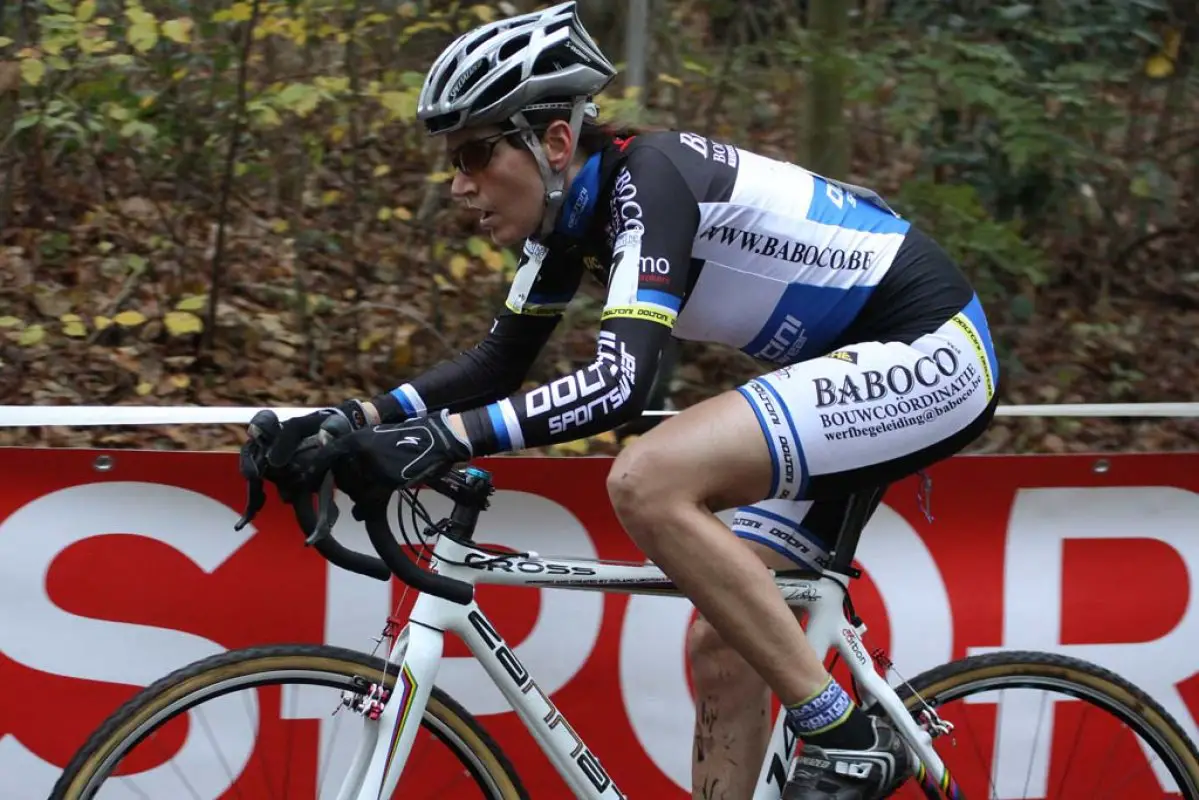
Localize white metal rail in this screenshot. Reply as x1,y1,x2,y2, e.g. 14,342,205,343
0,403,1197,427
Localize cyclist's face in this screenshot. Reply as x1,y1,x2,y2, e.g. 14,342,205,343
448,126,544,247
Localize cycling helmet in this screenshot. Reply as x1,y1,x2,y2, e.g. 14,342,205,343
417,1,617,239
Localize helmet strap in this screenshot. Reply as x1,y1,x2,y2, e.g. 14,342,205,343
510,96,589,241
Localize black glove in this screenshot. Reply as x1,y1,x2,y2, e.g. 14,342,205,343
262,399,376,472
236,400,371,519
309,409,473,505
235,413,325,517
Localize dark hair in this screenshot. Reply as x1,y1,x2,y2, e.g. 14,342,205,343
506,102,653,157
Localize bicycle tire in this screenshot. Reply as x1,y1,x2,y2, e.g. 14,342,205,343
50,643,529,800
895,649,1199,798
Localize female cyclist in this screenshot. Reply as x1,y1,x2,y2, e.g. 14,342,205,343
245,3,999,797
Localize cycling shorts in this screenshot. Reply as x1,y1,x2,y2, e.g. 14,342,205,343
731,293,998,568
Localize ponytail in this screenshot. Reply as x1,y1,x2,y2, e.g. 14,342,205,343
513,100,662,157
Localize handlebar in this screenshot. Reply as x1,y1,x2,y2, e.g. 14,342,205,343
238,409,493,606
287,476,391,582
285,465,492,606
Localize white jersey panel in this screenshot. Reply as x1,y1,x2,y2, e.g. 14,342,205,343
693,204,907,289
671,263,788,347
670,143,912,362
722,148,818,218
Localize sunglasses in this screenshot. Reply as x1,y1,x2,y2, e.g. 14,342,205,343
449,131,513,175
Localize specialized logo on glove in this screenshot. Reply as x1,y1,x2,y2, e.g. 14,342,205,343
308,409,471,500
373,423,438,481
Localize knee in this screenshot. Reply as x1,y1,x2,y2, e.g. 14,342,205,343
686,615,759,691
606,441,673,527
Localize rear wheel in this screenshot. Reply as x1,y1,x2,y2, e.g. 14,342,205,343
891,650,1199,799
52,643,528,799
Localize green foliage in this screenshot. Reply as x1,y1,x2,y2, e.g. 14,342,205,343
2,0,1195,422
848,17,1132,225
892,180,1050,299
824,0,1192,317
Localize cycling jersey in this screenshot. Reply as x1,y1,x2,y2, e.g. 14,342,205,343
380,131,986,462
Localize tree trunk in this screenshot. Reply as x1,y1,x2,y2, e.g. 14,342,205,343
801,0,850,179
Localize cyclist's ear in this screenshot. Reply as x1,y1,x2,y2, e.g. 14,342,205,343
540,119,577,171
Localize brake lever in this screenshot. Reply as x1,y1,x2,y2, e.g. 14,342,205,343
235,476,267,532
301,412,356,546
305,470,340,547
234,410,282,532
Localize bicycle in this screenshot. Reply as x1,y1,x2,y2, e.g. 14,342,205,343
52,425,1199,799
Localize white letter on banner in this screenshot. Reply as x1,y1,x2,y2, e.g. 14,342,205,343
0,482,254,800
970,486,1199,798
619,504,952,791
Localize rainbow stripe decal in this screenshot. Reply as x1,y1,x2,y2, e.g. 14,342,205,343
914,761,965,800
378,663,418,799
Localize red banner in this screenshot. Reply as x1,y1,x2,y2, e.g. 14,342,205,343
1,448,1198,798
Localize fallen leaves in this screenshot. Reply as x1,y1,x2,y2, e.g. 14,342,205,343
161,17,194,45
163,311,203,336
0,5,1194,464
61,314,87,337
175,294,206,312
448,254,470,281
18,325,45,346
113,310,147,327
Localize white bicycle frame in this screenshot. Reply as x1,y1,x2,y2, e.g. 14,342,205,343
331,535,954,800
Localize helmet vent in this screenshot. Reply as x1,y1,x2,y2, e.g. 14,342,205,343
532,43,574,76
498,32,531,61
447,58,487,102
462,27,501,54
474,65,523,113
416,1,617,135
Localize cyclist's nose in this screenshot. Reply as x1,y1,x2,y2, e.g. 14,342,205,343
451,170,476,200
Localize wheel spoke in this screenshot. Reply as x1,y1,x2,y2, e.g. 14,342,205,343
55,646,524,800
894,652,1199,800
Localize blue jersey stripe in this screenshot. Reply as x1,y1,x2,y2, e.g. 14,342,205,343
390,387,416,416
741,284,876,364
738,386,780,497
744,506,824,547
486,403,510,450
759,377,809,497
808,177,911,235
636,288,683,311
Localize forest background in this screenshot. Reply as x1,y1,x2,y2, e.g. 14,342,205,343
0,0,1195,456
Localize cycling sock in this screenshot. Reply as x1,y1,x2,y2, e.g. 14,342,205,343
785,675,873,750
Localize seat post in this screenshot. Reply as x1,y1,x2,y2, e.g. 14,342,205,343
826,485,887,576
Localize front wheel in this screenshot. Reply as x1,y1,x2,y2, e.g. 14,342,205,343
892,650,1199,799
52,643,528,800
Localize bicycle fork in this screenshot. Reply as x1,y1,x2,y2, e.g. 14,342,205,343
333,621,442,800
334,588,627,800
